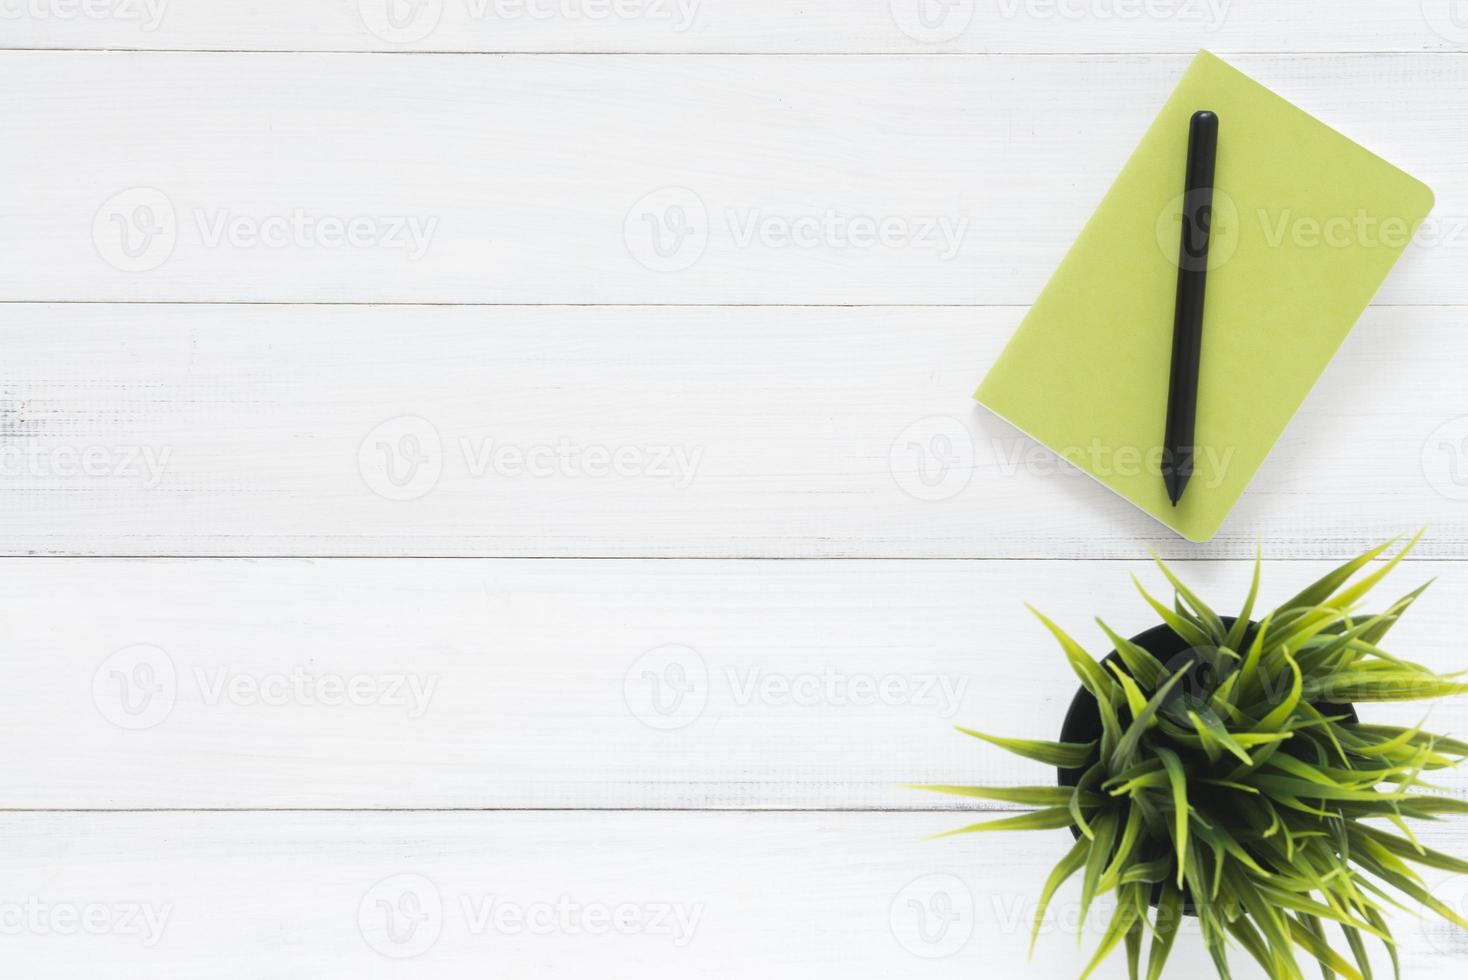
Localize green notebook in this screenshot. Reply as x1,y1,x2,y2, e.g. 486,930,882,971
975,51,1433,542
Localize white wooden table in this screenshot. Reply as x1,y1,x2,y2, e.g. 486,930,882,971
4,3,1468,976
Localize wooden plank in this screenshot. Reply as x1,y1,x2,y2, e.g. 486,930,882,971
1,810,1462,977
0,52,1462,304
4,556,1465,809
1,303,1466,558
0,1,1461,54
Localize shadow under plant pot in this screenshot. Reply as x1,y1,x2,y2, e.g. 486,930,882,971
1055,617,1358,915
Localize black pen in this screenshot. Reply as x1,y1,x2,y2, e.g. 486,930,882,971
1163,109,1219,507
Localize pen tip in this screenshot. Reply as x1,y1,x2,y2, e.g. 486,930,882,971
1163,472,1186,507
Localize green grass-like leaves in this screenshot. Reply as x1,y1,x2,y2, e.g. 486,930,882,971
916,534,1468,980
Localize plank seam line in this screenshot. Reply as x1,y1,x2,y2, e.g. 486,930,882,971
0,806,1027,814
0,301,1459,310
2,555,1462,563
0,48,1464,57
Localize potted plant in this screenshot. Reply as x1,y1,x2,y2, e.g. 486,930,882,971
914,533,1468,980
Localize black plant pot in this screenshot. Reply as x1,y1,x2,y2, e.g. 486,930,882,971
1054,618,1358,914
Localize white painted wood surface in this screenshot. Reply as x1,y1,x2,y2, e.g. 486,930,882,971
1,52,1464,305
0,0,1464,53
5,6,1468,978
4,557,1466,809
2,303,1467,558
1,812,1464,979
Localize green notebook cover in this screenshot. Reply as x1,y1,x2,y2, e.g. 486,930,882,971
975,51,1433,542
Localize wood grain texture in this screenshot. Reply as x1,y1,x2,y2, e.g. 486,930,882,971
1,811,1463,978
2,303,1466,558
4,556,1464,809
0,0,1463,53
7,15,1468,979
1,52,1462,305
